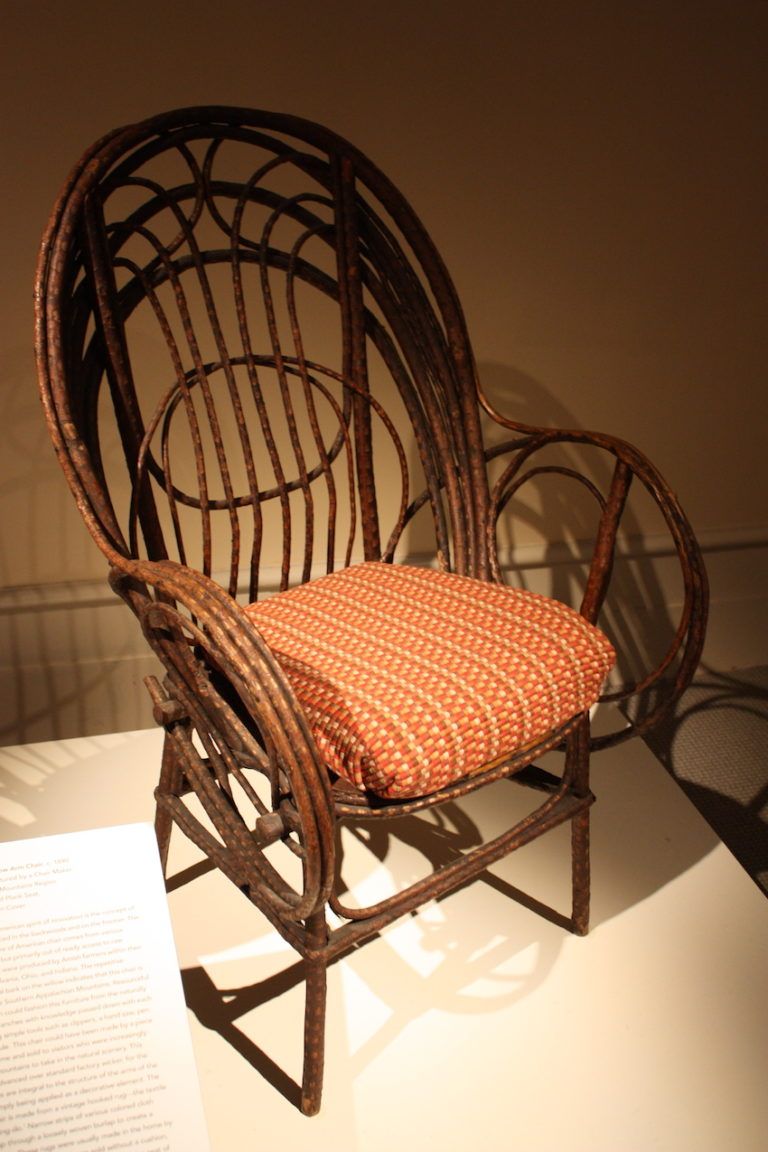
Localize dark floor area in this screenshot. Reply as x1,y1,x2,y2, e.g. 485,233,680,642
641,665,768,896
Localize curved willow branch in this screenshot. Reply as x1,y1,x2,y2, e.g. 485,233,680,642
483,421,709,750
110,558,336,922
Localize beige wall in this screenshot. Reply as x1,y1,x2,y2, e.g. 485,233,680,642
1,1,766,740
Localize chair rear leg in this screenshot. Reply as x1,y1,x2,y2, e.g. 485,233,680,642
566,714,591,936
571,807,591,936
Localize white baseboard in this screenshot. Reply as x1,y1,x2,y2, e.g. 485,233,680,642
1,526,766,745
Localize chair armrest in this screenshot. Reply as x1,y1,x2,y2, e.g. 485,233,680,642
480,405,709,750
108,558,335,920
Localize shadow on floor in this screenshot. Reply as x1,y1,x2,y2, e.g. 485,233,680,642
641,664,768,896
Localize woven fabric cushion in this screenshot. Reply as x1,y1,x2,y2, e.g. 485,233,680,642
244,563,615,800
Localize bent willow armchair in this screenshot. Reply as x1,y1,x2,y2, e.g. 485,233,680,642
35,107,707,1115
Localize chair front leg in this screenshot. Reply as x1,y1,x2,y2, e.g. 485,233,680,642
153,723,188,876
300,912,329,1116
571,807,591,936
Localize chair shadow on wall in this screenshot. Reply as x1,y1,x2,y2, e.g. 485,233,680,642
0,340,157,748
0,587,155,747
175,361,722,1110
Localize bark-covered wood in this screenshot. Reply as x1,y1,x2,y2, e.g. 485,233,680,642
34,107,708,1115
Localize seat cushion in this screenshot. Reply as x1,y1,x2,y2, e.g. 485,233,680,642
244,563,615,800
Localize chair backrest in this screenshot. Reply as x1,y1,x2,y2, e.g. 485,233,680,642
35,106,492,601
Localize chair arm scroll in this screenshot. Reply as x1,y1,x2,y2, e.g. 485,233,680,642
482,416,709,750
109,558,335,921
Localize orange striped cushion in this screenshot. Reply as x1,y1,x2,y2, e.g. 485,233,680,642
245,563,615,800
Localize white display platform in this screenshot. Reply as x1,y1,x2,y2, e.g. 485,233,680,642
1,729,766,1151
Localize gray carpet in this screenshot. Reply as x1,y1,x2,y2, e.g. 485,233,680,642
641,665,768,896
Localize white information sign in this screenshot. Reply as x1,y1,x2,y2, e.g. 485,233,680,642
0,823,210,1152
